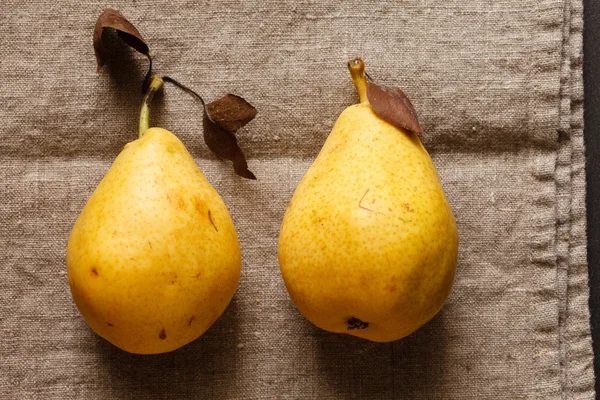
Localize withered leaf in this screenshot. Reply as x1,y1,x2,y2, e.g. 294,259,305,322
93,8,149,71
366,82,423,135
206,94,258,133
203,94,257,180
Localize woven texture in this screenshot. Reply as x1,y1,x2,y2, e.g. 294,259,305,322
0,0,594,398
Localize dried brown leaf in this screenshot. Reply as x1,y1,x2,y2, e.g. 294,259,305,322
203,94,257,180
206,94,258,132
366,82,423,135
93,8,149,71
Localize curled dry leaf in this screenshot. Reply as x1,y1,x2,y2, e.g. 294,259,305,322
162,77,258,179
366,82,423,135
203,95,258,179
93,8,149,71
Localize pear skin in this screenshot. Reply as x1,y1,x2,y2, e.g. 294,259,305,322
67,127,241,354
278,59,458,342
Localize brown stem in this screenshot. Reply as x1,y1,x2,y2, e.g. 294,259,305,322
347,57,368,103
162,76,210,118
139,75,164,137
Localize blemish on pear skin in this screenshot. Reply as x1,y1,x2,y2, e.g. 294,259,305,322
358,189,383,214
107,322,114,327
208,210,218,232
188,316,195,326
148,241,152,249
167,192,186,210
385,284,397,293
166,145,177,154
347,317,369,330
159,328,167,340
193,197,205,215
91,268,98,277
193,272,202,279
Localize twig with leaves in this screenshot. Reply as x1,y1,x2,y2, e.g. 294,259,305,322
93,8,257,179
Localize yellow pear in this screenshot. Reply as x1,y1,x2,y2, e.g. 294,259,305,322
67,76,241,354
278,58,458,342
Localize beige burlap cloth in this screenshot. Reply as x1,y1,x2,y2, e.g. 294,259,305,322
0,0,594,398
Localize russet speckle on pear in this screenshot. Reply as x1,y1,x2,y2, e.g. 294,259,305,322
278,59,458,342
67,122,241,354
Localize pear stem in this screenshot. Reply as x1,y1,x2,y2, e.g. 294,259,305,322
348,57,368,103
139,75,165,138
